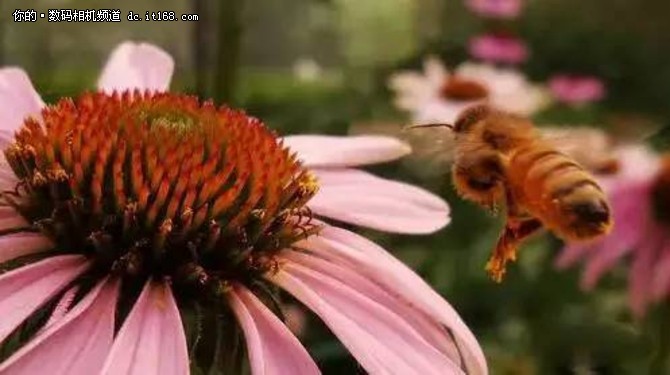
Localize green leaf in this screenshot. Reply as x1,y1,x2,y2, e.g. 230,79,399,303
648,124,670,151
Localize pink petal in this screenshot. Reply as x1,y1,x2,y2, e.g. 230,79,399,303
293,225,488,375
423,57,449,89
0,233,53,264
651,241,670,301
283,250,461,362
100,280,188,375
465,0,522,18
469,34,529,65
628,228,666,318
388,71,442,111
0,278,119,375
0,68,44,133
554,242,596,269
272,260,465,375
41,286,79,331
228,285,319,375
548,75,606,105
283,135,411,168
0,215,29,232
0,255,89,343
308,169,450,234
0,157,19,190
97,42,174,94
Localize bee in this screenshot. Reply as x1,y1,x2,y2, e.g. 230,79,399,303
407,105,613,282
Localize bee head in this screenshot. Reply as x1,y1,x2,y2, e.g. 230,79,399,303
453,104,492,133
452,149,505,209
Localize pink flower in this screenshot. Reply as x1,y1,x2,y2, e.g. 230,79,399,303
548,74,606,106
469,34,529,65
465,0,522,19
555,147,670,317
389,57,549,124
0,42,487,374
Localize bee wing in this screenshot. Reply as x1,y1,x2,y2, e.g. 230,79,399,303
538,126,620,174
401,124,457,174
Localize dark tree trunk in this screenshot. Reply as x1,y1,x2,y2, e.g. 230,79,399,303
192,0,210,98
214,0,245,105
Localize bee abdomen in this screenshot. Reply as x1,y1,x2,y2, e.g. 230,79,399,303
511,145,611,239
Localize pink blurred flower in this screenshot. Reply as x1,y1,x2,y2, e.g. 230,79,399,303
549,74,606,106
555,147,670,317
465,0,522,19
389,57,549,123
0,42,487,374
469,34,529,65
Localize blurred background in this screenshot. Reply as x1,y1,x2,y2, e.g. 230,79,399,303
3,0,670,373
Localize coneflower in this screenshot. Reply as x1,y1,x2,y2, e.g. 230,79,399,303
0,42,487,374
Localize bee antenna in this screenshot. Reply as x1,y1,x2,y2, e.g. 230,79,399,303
404,123,454,131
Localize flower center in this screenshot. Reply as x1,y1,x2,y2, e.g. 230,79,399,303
3,91,319,300
440,76,489,102
652,155,670,224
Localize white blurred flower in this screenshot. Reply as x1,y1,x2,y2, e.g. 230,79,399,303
389,57,550,123
292,58,323,83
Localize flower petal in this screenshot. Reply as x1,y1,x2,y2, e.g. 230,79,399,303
0,214,29,233
0,68,44,134
388,71,439,111
309,169,450,234
0,160,19,191
228,285,319,375
283,135,411,168
423,56,449,89
41,286,78,330
97,42,174,94
0,278,119,375
100,280,188,375
651,242,670,301
285,250,462,361
0,233,53,264
271,257,465,375
0,255,89,343
295,225,488,375
628,229,664,318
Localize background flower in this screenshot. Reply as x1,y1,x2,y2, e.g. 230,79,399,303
389,57,549,123
549,75,606,106
555,147,668,317
465,0,523,19
469,34,529,65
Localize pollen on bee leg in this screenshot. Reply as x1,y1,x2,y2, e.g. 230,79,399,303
486,218,544,282
485,240,517,283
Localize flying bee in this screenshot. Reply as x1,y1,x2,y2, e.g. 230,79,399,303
407,105,613,282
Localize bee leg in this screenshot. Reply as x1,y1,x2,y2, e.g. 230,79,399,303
486,189,543,282
486,218,543,282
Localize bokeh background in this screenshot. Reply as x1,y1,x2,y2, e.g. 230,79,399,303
2,0,670,373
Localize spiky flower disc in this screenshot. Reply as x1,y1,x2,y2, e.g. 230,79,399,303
3,91,319,301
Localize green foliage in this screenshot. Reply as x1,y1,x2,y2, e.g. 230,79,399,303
649,125,670,151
